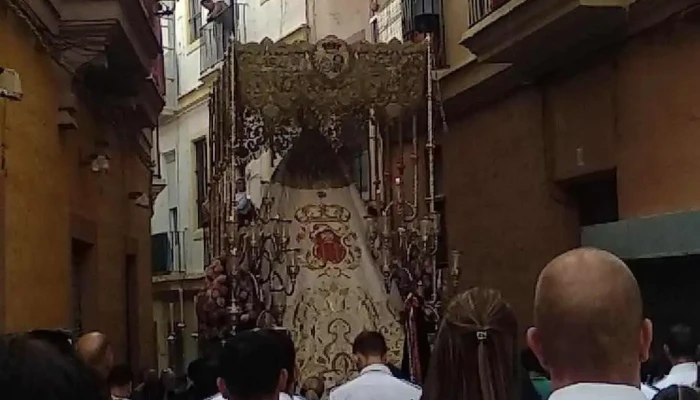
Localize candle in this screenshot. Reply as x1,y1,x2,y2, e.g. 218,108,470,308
250,223,260,245
382,246,389,272
263,151,273,181
169,303,175,333
193,294,198,328
432,212,441,233
365,216,377,237
420,217,431,240
178,287,185,324
394,177,403,203
380,214,389,235
450,250,461,287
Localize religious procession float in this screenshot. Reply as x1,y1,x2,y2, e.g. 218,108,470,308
195,29,460,391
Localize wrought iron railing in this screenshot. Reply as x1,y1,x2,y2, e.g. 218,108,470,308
468,0,509,27
200,3,247,74
152,231,186,274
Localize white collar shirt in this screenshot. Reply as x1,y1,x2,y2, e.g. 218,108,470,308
641,383,659,399
209,391,303,400
279,393,305,400
654,362,698,391
329,364,421,400
550,383,647,400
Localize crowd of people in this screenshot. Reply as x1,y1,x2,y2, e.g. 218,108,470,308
1,247,699,400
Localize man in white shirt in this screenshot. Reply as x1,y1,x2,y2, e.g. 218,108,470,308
527,248,653,400
644,324,698,397
329,331,421,400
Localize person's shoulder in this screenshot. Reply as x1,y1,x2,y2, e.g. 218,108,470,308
393,377,422,394
654,376,674,391
640,384,659,400
329,378,361,399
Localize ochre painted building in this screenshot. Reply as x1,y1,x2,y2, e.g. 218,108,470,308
393,0,700,330
0,0,164,371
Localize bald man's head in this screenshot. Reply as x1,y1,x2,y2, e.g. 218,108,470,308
527,248,652,388
76,332,114,379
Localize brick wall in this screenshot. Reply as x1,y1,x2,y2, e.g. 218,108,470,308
442,89,580,327
438,19,700,328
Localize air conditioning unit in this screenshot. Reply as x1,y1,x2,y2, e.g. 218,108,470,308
0,67,23,101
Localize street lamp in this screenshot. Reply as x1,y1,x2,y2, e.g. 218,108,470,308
0,67,22,101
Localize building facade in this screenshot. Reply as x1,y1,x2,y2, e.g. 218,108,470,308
0,0,163,373
417,0,700,333
150,0,230,372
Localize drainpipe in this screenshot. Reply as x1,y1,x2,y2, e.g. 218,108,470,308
305,0,317,42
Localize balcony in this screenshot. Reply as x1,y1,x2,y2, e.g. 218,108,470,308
460,0,633,65
461,0,632,68
58,0,165,128
459,0,700,69
200,3,247,75
152,231,185,275
401,0,447,68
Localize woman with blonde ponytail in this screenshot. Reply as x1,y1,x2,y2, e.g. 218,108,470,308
421,288,520,400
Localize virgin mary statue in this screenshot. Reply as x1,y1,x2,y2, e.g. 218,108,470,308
263,127,405,390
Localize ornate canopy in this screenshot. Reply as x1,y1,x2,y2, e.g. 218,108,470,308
227,36,428,166
235,35,427,119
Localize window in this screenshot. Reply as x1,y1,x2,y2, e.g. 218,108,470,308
169,208,180,272
194,138,208,228
188,0,202,41
164,150,177,208
566,170,618,226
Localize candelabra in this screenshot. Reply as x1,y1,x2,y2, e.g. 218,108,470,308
364,172,446,310
225,180,301,331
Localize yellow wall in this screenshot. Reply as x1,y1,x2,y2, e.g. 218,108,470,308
442,0,473,68
0,7,155,371
1,8,70,332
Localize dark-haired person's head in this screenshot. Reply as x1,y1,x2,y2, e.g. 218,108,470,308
352,331,388,370
0,333,106,400
422,288,519,400
257,328,297,393
652,385,700,400
665,324,697,365
217,330,287,400
188,357,220,399
108,364,133,399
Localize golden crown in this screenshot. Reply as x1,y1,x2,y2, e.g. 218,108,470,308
294,203,352,224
